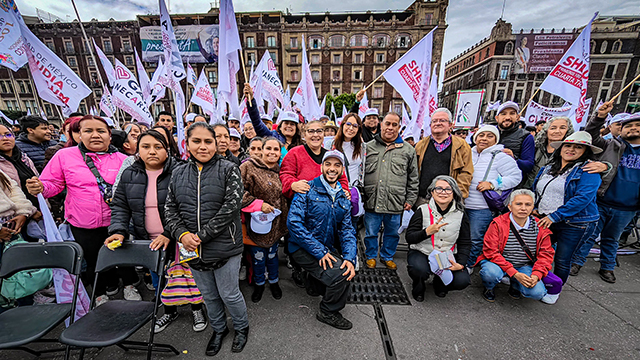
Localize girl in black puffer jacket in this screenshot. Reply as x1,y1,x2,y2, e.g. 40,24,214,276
106,129,207,334
164,123,249,356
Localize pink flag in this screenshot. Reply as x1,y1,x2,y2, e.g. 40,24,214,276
190,69,215,116
112,59,154,125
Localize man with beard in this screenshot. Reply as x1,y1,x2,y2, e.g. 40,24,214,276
287,150,357,330
571,106,640,284
494,102,535,180
363,113,419,270
351,89,380,142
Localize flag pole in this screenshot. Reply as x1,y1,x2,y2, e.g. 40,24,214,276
519,88,541,116
238,50,252,102
608,72,640,104
363,72,385,92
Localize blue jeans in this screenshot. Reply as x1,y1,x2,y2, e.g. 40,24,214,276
466,208,495,268
551,221,597,284
248,243,279,286
572,205,637,271
364,212,401,261
479,260,547,300
191,254,249,332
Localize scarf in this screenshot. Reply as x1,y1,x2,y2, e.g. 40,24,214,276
320,175,342,201
433,135,452,153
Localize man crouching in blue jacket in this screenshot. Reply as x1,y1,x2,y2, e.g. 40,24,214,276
287,150,357,330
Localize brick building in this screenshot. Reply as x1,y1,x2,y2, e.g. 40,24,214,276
442,16,640,123
0,0,448,121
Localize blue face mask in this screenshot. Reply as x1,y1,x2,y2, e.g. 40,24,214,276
60,134,67,143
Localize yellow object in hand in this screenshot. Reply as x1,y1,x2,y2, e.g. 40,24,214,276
107,239,122,250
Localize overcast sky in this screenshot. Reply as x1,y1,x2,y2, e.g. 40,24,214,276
15,0,639,67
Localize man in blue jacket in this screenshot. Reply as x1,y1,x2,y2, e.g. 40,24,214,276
287,150,357,330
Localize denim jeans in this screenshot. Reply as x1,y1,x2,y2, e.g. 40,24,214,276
479,260,546,300
190,254,249,332
466,208,495,268
364,212,401,261
248,243,279,286
550,221,596,284
572,205,637,271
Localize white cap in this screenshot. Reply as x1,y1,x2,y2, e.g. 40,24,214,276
228,115,239,122
250,209,282,234
261,113,273,122
497,101,520,114
103,117,115,127
229,128,241,139
185,113,197,123
280,111,300,124
364,108,379,117
473,125,500,143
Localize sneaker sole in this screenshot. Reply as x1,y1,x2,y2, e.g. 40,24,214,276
482,296,495,303
105,289,119,296
193,324,207,332
315,314,352,330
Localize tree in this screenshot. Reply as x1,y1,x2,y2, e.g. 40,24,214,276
325,93,356,119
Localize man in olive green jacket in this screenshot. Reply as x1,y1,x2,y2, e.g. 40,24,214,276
363,112,419,270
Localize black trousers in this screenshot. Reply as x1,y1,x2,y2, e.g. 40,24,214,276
291,250,351,315
406,249,470,295
70,225,138,296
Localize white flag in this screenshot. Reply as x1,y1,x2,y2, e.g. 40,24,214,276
99,85,116,118
0,2,27,71
93,39,115,86
331,102,337,120
149,58,166,104
424,63,439,134
112,59,153,125
358,92,369,118
190,69,215,116
402,103,410,127
135,48,151,104
250,51,285,107
218,0,242,119
403,105,420,141
539,13,597,127
187,63,197,86
408,29,435,131
485,100,501,112
382,28,437,123
26,108,31,116
568,98,592,131
283,85,292,111
21,24,91,115
291,36,321,121
319,94,327,117
40,109,47,120
342,104,348,117
523,100,573,126
0,110,15,125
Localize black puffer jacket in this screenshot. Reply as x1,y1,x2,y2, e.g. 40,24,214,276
109,156,178,240
164,155,243,264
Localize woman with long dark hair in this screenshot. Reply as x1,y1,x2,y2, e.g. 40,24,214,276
164,122,248,355
533,131,602,301
332,113,366,187
152,124,181,159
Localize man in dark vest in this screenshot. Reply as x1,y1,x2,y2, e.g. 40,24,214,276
495,101,535,180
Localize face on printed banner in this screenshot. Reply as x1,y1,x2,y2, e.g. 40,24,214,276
453,90,484,128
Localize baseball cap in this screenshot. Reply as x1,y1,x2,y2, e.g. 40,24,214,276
364,108,379,117
229,128,241,139
185,113,197,123
497,101,520,114
322,150,345,165
620,113,640,128
260,113,273,122
250,209,282,234
279,111,300,124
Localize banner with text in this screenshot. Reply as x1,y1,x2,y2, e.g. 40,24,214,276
513,33,575,74
523,100,573,126
140,24,219,63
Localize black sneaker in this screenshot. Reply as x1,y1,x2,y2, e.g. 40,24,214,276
316,311,353,330
270,282,283,300
599,269,616,283
482,288,495,302
570,264,582,276
251,285,265,303
507,285,521,300
292,268,306,288
154,312,179,333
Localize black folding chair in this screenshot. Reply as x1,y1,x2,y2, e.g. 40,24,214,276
60,240,179,360
0,241,84,357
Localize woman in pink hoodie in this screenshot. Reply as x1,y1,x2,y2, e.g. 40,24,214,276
26,115,127,305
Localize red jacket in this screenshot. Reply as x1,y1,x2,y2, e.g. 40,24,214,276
475,213,554,280
280,145,349,199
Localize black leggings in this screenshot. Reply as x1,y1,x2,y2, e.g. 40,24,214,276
164,303,203,315
70,225,138,296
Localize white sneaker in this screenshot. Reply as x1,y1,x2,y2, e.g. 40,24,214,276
192,309,207,332
123,285,142,301
500,276,511,285
95,294,109,307
239,266,247,281
541,293,559,305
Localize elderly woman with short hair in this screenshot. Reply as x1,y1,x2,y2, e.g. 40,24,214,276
405,175,471,302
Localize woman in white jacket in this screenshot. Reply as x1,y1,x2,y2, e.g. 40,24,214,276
0,169,36,243
465,125,522,270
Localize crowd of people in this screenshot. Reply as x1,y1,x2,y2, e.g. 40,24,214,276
0,84,638,356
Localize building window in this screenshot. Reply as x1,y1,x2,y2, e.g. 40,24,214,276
350,34,368,47
310,36,323,49
505,42,514,55
64,40,74,54
87,56,95,66
376,53,385,63
90,72,99,86
375,69,383,78
247,52,256,65
125,55,134,66
373,86,383,98
332,70,341,81
208,71,217,83
496,89,505,101
311,70,320,81
122,39,132,52
45,39,55,52
269,51,277,63
290,55,298,64
246,36,255,48
600,41,608,54
499,65,509,80
332,54,341,64
424,13,433,25
329,35,345,48
68,56,77,67
373,34,390,48
44,104,53,117
514,89,523,104
396,34,411,48
612,40,622,53
267,36,277,47
516,73,527,80
311,54,320,64
605,64,615,79
354,70,362,81
291,70,299,82
599,89,609,103
5,100,18,111
332,87,340,96
290,37,298,49
17,81,25,94
354,53,363,64
103,39,112,53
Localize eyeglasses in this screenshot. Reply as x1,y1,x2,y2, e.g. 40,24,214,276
0,133,14,139
344,122,359,129
431,119,450,124
306,129,324,134
433,187,453,194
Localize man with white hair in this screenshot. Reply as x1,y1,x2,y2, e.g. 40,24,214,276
414,107,474,204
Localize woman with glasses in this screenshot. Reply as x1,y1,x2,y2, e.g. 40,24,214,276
405,175,471,301
332,113,366,187
0,125,40,209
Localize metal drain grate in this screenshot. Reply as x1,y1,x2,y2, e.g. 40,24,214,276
347,268,410,305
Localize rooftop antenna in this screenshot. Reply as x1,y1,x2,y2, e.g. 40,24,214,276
500,0,507,19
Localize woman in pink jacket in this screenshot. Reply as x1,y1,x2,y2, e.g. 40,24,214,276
26,115,128,305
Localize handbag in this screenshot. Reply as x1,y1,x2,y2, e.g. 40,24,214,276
0,236,53,300
481,150,513,213
160,263,204,306
509,223,562,294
